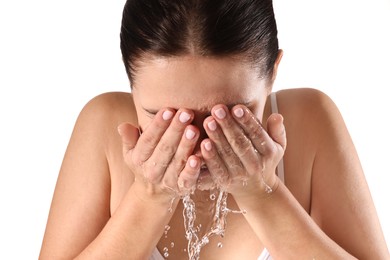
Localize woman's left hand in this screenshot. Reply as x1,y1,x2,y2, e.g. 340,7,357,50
200,104,287,199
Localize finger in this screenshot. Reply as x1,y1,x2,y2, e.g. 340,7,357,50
117,122,140,157
267,113,287,151
231,105,276,156
210,105,260,173
133,108,175,165
146,109,193,182
163,125,199,187
200,139,230,188
177,155,201,192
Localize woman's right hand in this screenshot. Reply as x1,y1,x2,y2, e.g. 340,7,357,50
117,108,201,202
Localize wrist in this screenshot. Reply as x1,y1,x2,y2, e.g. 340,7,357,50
129,180,180,212
233,177,281,207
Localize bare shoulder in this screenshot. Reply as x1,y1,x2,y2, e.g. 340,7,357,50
80,91,137,123
276,87,339,116
275,87,344,143
74,91,138,143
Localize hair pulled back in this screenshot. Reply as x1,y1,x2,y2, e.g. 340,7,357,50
120,0,279,84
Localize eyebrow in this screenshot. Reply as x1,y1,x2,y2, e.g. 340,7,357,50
143,101,253,115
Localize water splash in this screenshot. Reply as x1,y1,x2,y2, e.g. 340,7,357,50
182,188,245,260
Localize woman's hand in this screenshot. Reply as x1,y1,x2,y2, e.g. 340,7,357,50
117,108,201,202
200,104,287,199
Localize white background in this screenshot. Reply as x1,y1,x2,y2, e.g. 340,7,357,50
0,0,389,258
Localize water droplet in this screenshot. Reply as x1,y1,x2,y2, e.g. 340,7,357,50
217,242,223,248
164,225,170,238
163,247,168,252
196,224,202,232
164,252,169,258
210,194,216,200
170,242,175,248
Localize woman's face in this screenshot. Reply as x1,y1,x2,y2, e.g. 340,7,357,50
132,55,271,155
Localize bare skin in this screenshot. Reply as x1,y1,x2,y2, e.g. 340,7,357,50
39,53,389,259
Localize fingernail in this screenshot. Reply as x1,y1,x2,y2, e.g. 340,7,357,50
179,111,191,123
215,108,226,119
204,141,212,151
162,110,174,120
185,129,196,140
207,120,217,131
233,108,244,118
189,158,198,168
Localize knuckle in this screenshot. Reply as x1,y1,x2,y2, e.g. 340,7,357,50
230,134,251,149
142,132,158,147
218,145,235,157
157,142,176,157
250,125,265,140
171,157,187,171
146,168,161,184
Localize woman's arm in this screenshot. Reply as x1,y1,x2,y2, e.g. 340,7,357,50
309,89,389,259
203,88,389,259
39,94,113,259
39,92,202,259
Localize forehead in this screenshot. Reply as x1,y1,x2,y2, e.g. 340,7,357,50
132,55,265,111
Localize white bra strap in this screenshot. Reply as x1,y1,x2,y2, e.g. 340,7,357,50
270,92,278,113
269,92,285,184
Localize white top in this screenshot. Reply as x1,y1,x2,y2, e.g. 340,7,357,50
150,93,283,259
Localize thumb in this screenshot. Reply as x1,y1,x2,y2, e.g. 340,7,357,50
117,122,140,156
267,113,287,151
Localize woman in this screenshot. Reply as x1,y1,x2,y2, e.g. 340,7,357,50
39,0,389,259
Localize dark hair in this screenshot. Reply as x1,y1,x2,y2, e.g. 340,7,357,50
120,0,279,85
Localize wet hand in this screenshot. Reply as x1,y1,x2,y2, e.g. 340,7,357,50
200,104,287,198
117,108,201,201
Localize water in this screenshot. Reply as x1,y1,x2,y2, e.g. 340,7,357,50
181,188,246,260
179,170,272,259
163,161,272,259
